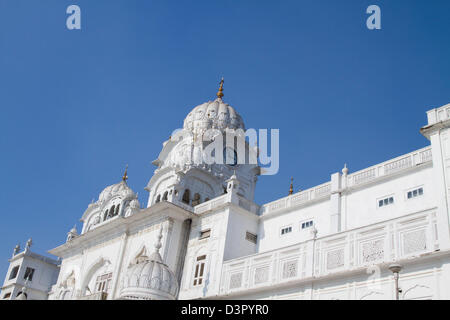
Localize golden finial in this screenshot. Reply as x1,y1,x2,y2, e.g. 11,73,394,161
122,164,128,182
289,177,294,195
216,77,224,99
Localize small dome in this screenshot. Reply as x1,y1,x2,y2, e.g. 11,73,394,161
183,98,245,134
119,229,178,300
98,181,135,203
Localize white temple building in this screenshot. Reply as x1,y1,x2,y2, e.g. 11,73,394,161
2,81,450,300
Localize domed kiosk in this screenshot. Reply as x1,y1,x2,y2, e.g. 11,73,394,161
119,228,179,300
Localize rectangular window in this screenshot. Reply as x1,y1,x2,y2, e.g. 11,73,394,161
245,232,257,244
301,220,314,230
8,266,19,280
193,255,206,286
199,229,211,240
280,226,292,236
407,187,424,199
378,196,394,208
23,267,35,281
95,272,113,293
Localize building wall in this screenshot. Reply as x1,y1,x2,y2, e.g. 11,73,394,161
258,200,330,253
344,164,435,230
223,208,258,261
178,208,229,299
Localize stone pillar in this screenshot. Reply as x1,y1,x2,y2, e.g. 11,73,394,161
330,172,342,234
420,106,450,251
425,129,450,250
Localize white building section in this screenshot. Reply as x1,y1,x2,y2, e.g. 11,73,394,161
1,239,59,300
1,81,450,300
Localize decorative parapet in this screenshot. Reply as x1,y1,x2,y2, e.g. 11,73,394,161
425,103,450,126
260,182,332,216
347,146,432,188
219,209,439,296
194,194,229,214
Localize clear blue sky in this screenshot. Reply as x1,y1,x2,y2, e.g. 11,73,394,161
0,0,449,279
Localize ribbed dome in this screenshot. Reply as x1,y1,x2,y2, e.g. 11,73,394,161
183,98,245,133
119,229,178,300
98,181,135,203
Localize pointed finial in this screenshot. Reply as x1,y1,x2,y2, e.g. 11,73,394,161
122,164,128,182
154,226,163,253
25,238,32,250
216,77,224,99
289,177,294,195
13,243,20,256
342,163,349,176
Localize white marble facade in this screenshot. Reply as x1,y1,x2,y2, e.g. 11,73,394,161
2,86,450,300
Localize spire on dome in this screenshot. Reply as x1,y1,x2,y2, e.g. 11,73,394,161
289,177,294,195
122,164,129,182
154,226,163,253
216,77,224,99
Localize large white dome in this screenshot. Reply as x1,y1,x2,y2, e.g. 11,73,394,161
183,98,245,133
98,181,135,203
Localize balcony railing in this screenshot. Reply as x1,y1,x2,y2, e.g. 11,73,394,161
219,209,438,296
347,146,432,188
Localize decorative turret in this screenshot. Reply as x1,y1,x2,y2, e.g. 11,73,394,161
119,227,179,300
66,225,78,242
342,163,348,176
226,170,240,193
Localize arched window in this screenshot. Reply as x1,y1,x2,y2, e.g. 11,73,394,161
155,195,161,203
182,189,190,204
115,204,120,216
192,193,201,206
103,210,109,221
162,191,168,201
110,205,115,218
